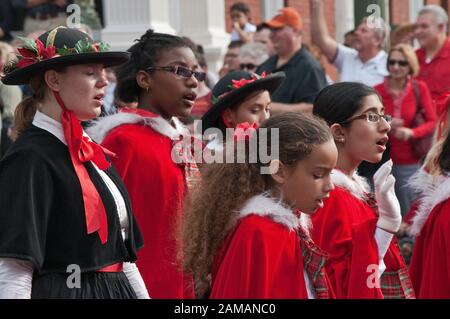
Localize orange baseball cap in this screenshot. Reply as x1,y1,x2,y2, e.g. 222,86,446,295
262,7,303,30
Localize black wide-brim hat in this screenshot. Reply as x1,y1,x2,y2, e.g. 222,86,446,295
2,27,130,85
201,70,285,134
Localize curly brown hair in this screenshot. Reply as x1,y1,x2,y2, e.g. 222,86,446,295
181,112,332,296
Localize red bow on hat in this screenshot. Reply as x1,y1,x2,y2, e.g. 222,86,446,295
54,91,115,244
233,122,258,142
16,39,57,69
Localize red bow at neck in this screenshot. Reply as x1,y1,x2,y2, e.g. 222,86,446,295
53,91,114,244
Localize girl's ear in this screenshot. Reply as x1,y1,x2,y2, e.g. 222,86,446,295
330,123,346,144
270,159,288,185
44,70,61,92
136,70,152,92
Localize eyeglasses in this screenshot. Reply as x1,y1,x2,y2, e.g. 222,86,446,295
240,63,257,70
388,59,409,67
341,112,392,124
146,65,207,81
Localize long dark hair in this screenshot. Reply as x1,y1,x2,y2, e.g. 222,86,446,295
182,112,332,296
313,82,381,126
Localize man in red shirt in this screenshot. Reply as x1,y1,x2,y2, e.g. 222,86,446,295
415,5,450,104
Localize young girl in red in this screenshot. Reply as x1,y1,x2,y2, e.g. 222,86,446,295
87,30,204,298
312,82,415,299
408,116,450,298
183,112,338,298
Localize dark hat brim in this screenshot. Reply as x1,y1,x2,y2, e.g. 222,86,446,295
2,51,130,85
201,72,285,134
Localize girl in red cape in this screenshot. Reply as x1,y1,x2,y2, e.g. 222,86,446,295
312,82,415,299
183,112,338,299
407,112,450,298
87,30,204,298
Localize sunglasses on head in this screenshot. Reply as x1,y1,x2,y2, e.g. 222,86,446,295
146,65,207,81
388,59,409,67
240,63,257,70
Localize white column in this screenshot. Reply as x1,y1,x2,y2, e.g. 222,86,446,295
334,0,355,44
261,0,284,20
409,0,425,22
177,0,230,73
101,0,175,50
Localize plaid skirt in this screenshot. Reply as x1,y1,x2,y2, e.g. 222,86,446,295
380,267,416,299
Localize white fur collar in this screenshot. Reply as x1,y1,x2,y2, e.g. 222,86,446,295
239,193,311,236
409,168,450,236
331,169,371,201
86,111,189,144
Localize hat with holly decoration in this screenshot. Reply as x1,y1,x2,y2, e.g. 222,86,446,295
2,26,130,85
201,70,285,134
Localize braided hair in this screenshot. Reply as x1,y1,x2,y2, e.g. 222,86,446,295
115,29,192,103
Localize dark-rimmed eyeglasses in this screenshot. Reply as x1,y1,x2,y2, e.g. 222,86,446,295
240,63,257,70
146,65,207,82
341,112,392,124
388,59,409,67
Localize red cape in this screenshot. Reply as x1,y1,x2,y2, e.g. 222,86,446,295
409,199,450,298
311,187,384,299
210,214,334,299
100,109,194,298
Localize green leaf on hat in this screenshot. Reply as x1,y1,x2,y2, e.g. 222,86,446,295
57,45,74,56
98,42,110,52
17,36,38,53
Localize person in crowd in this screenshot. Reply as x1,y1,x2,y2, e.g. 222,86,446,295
390,24,417,48
375,44,436,216
254,24,275,56
238,42,269,72
201,70,284,151
0,26,148,299
408,125,450,298
415,5,450,103
310,0,389,87
312,82,415,299
183,112,337,299
219,40,243,78
0,41,22,157
87,30,203,299
11,0,73,36
257,7,327,114
229,2,256,43
0,0,15,42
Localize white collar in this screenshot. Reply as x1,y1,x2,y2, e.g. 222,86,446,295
32,110,67,145
239,193,311,236
331,169,371,201
86,111,189,144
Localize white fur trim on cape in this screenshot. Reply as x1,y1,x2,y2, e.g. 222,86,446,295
239,193,312,236
408,168,450,237
331,169,371,201
86,111,189,144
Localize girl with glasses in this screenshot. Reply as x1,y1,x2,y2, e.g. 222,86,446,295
312,82,415,299
375,44,436,218
87,29,202,299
